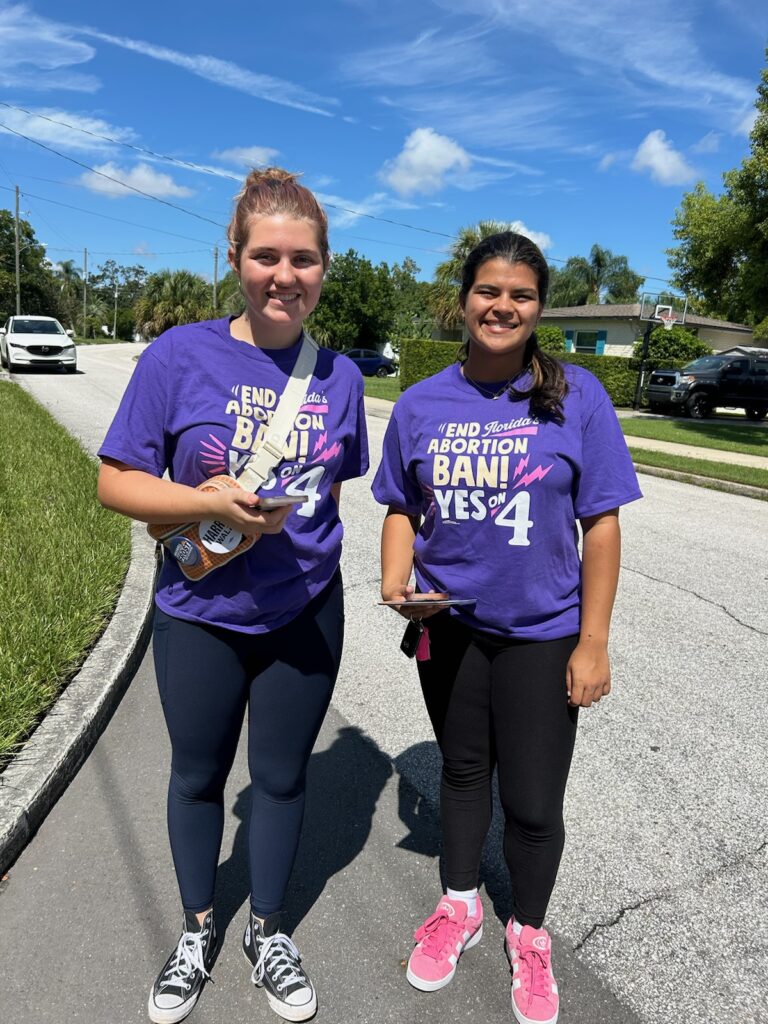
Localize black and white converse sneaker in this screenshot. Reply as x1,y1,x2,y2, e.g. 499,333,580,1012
148,910,217,1024
243,911,317,1022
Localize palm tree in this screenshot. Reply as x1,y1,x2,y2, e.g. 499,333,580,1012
430,220,517,327
549,245,644,306
216,270,244,317
52,259,83,330
134,270,212,338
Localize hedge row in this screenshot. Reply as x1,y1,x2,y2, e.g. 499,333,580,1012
398,338,676,408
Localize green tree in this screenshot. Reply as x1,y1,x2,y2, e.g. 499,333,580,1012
216,270,244,317
390,257,433,349
89,260,148,339
548,245,644,306
430,220,514,327
306,249,395,350
631,325,712,369
0,210,62,321
668,50,768,324
134,269,212,338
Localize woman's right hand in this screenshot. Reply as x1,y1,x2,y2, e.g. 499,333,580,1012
204,487,294,537
381,583,447,620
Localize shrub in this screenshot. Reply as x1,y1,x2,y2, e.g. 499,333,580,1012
753,317,768,343
535,325,566,353
398,339,640,406
631,325,711,370
399,337,461,390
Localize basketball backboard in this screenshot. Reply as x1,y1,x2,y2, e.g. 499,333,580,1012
639,291,688,326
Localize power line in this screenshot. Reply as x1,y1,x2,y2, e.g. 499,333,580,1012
0,103,456,239
0,120,225,227
0,184,221,246
44,246,210,256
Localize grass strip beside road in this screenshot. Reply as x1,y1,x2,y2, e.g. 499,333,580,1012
0,382,131,762
628,446,768,493
622,417,768,457
363,376,402,402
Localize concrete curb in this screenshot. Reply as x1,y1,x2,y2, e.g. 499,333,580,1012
0,522,159,876
633,463,768,501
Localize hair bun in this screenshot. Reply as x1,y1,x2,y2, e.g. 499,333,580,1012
244,166,300,189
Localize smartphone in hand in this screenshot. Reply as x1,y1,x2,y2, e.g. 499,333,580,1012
255,495,309,510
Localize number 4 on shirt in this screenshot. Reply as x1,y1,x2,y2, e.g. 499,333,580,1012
495,491,533,546
284,466,325,516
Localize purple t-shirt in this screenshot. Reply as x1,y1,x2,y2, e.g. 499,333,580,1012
99,318,368,633
372,362,642,640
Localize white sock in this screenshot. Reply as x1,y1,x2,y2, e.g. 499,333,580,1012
511,918,523,936
446,887,478,917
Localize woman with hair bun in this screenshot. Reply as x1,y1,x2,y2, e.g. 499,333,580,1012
373,232,641,1024
98,167,368,1023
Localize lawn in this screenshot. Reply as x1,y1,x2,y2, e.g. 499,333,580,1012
622,416,768,457
628,446,768,494
363,375,402,402
0,382,132,762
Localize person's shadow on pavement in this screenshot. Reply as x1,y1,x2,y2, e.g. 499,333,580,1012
394,740,513,925
213,725,393,936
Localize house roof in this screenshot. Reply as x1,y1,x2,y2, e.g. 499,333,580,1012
540,303,753,334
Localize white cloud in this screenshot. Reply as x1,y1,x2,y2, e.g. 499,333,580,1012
315,190,417,229
737,108,757,136
598,153,618,171
79,27,338,116
344,27,496,87
0,106,136,153
212,146,280,168
631,129,696,186
78,162,194,199
507,221,553,251
380,128,472,196
433,0,755,120
691,131,722,154
0,3,99,92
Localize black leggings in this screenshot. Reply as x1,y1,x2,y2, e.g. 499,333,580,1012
417,613,579,928
152,571,344,918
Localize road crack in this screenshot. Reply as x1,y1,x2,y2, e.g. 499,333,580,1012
624,566,768,637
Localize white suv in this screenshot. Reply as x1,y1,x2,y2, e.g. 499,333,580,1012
0,315,77,373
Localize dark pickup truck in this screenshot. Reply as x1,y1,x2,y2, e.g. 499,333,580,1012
646,353,768,420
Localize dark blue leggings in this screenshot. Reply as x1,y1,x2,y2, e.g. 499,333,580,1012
152,571,344,917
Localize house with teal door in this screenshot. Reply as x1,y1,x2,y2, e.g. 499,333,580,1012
538,304,754,356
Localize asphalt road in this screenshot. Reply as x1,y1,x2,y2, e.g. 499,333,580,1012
1,345,766,1024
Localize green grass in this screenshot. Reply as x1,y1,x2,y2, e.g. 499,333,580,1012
622,417,768,457
0,382,132,761
628,446,768,492
74,336,132,345
363,375,402,402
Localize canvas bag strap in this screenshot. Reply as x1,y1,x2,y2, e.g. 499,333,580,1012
237,332,319,492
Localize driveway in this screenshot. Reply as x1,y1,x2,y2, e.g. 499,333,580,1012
2,345,766,1024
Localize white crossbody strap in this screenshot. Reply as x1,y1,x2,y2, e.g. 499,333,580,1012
237,332,319,493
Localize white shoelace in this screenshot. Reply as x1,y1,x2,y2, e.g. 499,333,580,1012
161,930,210,992
251,933,306,993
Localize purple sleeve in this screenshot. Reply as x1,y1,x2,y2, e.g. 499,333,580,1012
371,403,423,515
573,386,643,518
335,372,369,482
97,346,169,477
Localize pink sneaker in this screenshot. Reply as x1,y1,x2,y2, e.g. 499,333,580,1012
505,920,559,1024
406,895,483,992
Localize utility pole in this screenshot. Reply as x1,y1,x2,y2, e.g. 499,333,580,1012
14,186,21,315
212,245,219,315
82,248,88,339
112,283,119,340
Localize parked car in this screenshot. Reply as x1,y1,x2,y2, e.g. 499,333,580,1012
0,315,77,373
341,347,397,377
646,352,768,420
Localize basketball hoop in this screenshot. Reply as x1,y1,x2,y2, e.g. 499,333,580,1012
658,312,677,331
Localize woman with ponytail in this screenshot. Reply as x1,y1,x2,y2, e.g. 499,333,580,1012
373,232,641,1024
98,168,368,1024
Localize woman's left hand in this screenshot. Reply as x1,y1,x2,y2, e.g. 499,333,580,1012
566,640,611,708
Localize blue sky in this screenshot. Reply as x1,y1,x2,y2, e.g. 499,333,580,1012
1,0,766,299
